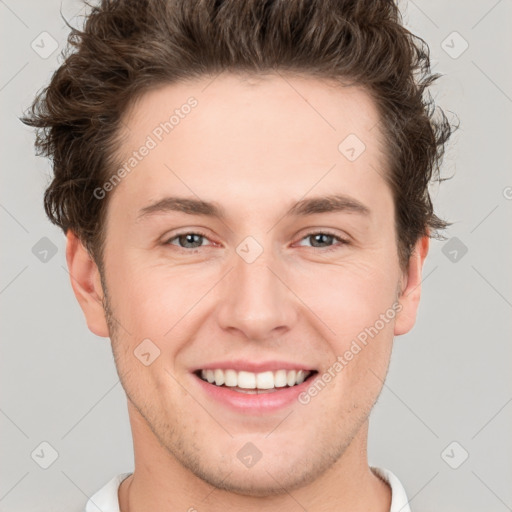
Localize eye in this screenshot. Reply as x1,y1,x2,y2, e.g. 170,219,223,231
296,231,349,252
163,230,349,252
164,230,212,250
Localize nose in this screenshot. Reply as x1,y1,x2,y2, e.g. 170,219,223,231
216,248,298,342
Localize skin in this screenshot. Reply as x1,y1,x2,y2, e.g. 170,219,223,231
67,72,428,511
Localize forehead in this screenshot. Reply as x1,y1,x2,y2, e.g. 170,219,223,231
110,73,390,220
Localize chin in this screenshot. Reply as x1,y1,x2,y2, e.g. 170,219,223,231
191,462,316,497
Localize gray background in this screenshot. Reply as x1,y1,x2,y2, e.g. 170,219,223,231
1,1,511,511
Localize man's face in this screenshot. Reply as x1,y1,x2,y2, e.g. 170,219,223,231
86,73,415,494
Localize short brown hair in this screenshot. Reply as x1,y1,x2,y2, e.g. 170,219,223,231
21,0,455,271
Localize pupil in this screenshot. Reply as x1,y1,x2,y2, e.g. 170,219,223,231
313,234,332,247
181,234,201,248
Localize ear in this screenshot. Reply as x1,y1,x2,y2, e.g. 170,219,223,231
66,230,110,337
394,234,430,336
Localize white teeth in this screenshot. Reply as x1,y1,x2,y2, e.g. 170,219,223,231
238,371,256,389
224,369,237,387
214,369,224,386
256,371,274,389
286,370,297,386
199,368,312,389
274,369,287,387
296,370,306,385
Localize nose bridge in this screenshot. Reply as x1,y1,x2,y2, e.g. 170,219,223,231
216,240,296,339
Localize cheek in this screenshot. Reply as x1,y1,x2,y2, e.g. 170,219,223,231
291,257,400,343
292,256,399,402
106,257,206,335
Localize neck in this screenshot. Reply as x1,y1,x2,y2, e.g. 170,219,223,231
119,405,391,512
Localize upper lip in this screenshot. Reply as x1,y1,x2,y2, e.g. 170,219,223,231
193,360,316,373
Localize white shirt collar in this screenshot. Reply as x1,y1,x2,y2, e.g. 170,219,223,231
371,466,412,512
85,466,411,512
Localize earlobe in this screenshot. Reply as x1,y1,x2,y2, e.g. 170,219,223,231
394,235,430,336
65,230,110,337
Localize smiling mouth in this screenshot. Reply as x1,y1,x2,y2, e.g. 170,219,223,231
194,368,318,394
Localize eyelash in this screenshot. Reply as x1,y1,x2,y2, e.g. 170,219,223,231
163,230,349,253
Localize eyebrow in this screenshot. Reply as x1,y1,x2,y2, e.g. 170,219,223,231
137,193,371,221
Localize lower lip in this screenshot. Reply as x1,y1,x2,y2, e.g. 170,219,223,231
192,373,317,414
